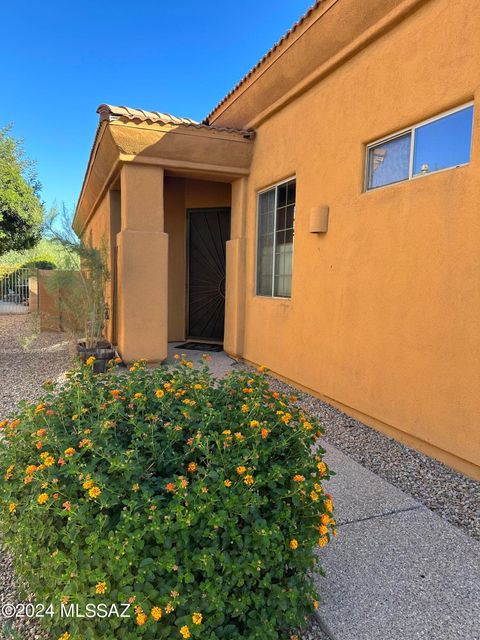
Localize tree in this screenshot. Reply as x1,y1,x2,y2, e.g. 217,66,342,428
0,125,44,255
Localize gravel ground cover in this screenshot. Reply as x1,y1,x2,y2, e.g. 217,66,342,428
0,315,73,420
0,315,73,640
267,376,480,541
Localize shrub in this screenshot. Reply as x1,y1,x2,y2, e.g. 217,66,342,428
0,358,335,640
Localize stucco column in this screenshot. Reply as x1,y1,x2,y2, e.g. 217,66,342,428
224,177,248,357
116,163,168,363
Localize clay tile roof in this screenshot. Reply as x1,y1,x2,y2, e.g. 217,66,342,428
97,104,254,137
203,0,324,123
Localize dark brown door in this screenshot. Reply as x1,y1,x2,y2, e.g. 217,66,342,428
187,208,230,341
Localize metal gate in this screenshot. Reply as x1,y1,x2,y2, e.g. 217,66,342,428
0,267,30,314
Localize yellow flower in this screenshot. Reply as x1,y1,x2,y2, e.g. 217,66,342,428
222,429,232,435
193,383,202,390
303,421,313,430
318,536,329,548
320,513,330,525
155,389,165,398
134,393,142,399
236,466,246,475
58,633,70,640
310,491,319,502
64,448,76,457
136,612,147,626
38,493,49,505
151,606,162,621
95,581,107,594
325,498,333,513
250,420,259,428
244,475,254,486
8,502,16,513
88,486,101,499
313,600,319,609
86,355,96,366
224,479,232,487
192,612,202,625
289,538,298,550
83,479,94,490
319,525,328,535
44,456,55,467
180,626,191,638
132,483,140,492
241,404,249,413
317,461,327,475
165,602,174,613
201,486,208,493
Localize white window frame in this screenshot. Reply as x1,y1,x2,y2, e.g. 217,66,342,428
255,176,296,299
365,101,474,191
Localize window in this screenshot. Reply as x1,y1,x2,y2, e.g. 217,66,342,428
256,178,296,298
366,103,474,190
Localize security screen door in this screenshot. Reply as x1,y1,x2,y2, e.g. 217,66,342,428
187,208,230,342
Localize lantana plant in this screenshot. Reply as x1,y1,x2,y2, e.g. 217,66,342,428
0,357,334,640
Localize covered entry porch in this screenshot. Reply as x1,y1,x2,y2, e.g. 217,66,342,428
73,105,254,363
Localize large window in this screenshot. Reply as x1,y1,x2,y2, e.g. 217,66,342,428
366,103,474,190
256,178,296,298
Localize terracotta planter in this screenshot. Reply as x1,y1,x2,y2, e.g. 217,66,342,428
77,340,116,373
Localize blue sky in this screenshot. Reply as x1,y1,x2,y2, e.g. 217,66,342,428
1,1,313,216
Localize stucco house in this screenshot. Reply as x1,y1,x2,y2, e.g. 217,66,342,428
73,0,480,479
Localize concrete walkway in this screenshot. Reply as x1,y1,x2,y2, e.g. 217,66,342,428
166,344,480,640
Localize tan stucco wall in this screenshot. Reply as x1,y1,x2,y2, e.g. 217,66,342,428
82,191,115,342
228,0,480,477
164,177,231,340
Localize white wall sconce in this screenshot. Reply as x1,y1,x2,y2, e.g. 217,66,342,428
309,206,329,233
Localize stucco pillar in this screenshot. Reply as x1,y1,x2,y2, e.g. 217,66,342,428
224,177,248,357
116,163,168,363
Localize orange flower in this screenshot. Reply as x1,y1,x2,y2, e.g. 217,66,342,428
187,462,197,473
151,606,162,621
318,536,329,548
63,501,71,511
36,441,43,450
136,612,147,626
110,389,121,397
134,393,142,399
88,486,101,499
289,539,298,550
244,475,254,486
36,428,47,437
236,466,246,475
180,626,191,639
64,448,76,457
293,475,305,482
261,428,269,439
224,479,232,487
166,482,176,492
132,483,140,492
95,581,107,594
250,420,259,428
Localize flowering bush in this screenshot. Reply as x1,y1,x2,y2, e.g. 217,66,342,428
0,358,335,640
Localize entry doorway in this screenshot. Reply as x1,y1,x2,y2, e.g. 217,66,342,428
187,208,230,342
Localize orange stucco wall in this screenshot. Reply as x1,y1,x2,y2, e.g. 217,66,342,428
76,0,480,477
225,0,480,477
82,191,115,342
